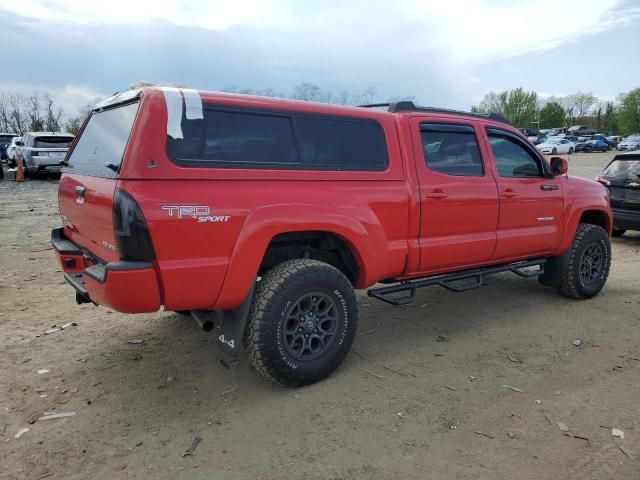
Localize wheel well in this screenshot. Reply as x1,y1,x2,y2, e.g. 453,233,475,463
259,231,360,283
579,210,609,232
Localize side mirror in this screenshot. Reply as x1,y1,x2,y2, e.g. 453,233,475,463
15,141,23,147
550,156,568,176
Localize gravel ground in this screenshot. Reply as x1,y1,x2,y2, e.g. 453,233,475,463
0,151,639,479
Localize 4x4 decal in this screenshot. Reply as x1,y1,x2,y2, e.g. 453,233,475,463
161,205,230,223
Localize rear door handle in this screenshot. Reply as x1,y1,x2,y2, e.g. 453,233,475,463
501,189,517,198
426,190,448,199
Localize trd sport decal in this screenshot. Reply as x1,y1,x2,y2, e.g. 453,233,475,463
161,205,231,223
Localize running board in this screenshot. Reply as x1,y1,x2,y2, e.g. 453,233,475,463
367,258,546,306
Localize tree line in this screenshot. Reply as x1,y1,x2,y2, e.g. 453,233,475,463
471,87,640,135
0,83,414,135
2,84,638,136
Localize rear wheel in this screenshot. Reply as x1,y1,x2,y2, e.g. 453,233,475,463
568,147,574,154
612,228,626,237
245,259,357,387
552,147,557,155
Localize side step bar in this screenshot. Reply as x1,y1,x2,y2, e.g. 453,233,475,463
368,258,546,306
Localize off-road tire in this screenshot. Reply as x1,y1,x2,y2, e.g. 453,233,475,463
540,223,610,299
245,259,357,387
612,228,626,237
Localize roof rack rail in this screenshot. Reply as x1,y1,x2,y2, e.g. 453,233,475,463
359,101,511,125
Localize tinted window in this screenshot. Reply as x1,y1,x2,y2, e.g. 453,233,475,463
421,124,483,176
488,132,544,178
167,108,388,171
603,159,640,177
169,110,298,166
295,116,387,170
34,136,74,148
64,102,139,178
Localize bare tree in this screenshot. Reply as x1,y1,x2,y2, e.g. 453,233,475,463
44,94,63,131
293,82,322,102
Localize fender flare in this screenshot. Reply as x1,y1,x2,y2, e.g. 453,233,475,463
555,204,611,255
213,203,385,309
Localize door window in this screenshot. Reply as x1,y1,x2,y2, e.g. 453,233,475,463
487,131,545,178
421,123,484,176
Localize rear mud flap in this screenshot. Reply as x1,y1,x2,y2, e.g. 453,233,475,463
217,280,256,356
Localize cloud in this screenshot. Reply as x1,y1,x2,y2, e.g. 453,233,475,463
0,0,637,111
0,0,274,29
409,0,637,61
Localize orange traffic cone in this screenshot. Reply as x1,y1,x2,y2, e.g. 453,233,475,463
16,155,24,182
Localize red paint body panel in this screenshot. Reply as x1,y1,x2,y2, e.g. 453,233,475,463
84,268,161,313
54,87,612,313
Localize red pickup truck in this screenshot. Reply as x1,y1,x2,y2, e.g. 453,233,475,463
52,87,612,386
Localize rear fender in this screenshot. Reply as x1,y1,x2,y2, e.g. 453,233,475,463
213,204,381,310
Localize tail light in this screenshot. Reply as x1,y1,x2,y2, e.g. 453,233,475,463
112,188,155,261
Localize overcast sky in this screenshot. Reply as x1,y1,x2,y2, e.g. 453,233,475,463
2,0,639,115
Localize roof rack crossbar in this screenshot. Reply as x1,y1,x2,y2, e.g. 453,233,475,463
359,101,511,125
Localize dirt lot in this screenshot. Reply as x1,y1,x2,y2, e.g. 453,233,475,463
1,151,639,480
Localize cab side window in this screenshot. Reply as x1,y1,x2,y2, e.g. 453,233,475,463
487,130,544,178
421,123,484,176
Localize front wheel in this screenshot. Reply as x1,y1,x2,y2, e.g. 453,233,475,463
544,224,611,299
552,147,557,155
245,259,358,387
568,147,574,154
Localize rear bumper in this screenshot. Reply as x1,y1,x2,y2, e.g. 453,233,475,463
612,208,640,231
52,227,161,313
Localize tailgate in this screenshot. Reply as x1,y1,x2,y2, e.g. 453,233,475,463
58,101,140,261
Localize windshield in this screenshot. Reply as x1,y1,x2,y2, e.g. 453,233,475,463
64,102,139,178
545,138,561,144
0,135,15,143
603,159,640,177
34,136,74,148
624,136,640,142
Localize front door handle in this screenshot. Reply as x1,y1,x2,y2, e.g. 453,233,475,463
540,184,559,191
501,189,517,198
426,190,448,199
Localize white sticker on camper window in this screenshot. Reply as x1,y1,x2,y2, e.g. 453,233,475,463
182,88,203,120
160,87,184,140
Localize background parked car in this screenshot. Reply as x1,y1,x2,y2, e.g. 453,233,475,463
574,138,609,153
5,136,22,167
595,151,640,237
607,135,623,146
568,125,596,136
536,137,575,155
527,134,547,145
617,135,640,151
591,134,615,150
18,132,75,176
0,133,18,162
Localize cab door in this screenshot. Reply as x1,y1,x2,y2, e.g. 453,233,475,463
412,119,499,273
484,127,564,260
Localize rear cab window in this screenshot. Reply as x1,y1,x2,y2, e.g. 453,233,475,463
167,107,388,171
64,102,139,178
